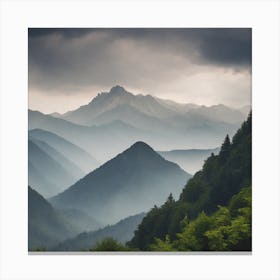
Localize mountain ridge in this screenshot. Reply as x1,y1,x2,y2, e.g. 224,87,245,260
52,212,145,251
50,141,191,224
129,113,252,250
28,187,102,250
28,139,76,197
29,128,99,173
59,86,246,127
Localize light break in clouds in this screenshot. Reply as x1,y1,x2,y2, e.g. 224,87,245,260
28,28,251,114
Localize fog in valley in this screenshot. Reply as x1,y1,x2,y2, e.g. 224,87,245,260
28,28,251,251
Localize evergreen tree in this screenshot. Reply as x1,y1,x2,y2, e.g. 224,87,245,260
129,113,252,251
219,134,231,161
90,238,128,251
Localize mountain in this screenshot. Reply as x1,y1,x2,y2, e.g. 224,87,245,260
154,97,200,114
58,86,246,156
57,208,103,233
62,85,176,125
29,110,97,159
129,113,251,250
29,109,88,135
52,213,145,251
158,147,220,174
49,112,63,118
28,140,76,197
238,105,251,117
28,110,160,162
186,104,246,124
28,187,102,251
50,141,191,224
29,90,245,163
29,129,99,173
30,137,84,180
62,86,245,127
29,186,72,250
87,104,167,132
28,161,58,199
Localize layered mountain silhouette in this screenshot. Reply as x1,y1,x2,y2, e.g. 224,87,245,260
28,140,77,197
29,109,155,162
28,85,251,252
30,138,84,180
29,129,99,173
29,129,101,198
52,212,145,251
28,187,102,250
158,147,220,174
129,113,252,250
29,86,249,163
50,141,191,224
62,85,247,126
62,85,176,125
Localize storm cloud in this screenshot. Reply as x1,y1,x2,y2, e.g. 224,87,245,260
28,28,251,113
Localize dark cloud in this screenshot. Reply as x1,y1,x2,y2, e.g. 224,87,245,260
28,28,251,112
194,28,251,66
28,28,93,38
29,28,251,65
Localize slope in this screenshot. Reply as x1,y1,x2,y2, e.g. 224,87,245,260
62,85,176,125
50,141,191,224
52,213,145,251
158,147,220,174
129,113,251,250
28,187,102,251
28,186,74,250
29,128,99,173
28,140,76,197
30,137,84,180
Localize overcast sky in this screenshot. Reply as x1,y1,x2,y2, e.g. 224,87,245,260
29,28,251,114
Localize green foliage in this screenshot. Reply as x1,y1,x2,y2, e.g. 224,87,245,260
219,134,231,162
127,195,188,250
89,238,129,251
174,211,212,251
34,247,47,251
150,235,174,251
129,113,252,251
150,186,251,251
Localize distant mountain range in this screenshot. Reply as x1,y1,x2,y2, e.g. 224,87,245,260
61,85,248,126
158,147,220,175
52,212,145,251
129,113,252,251
29,129,99,173
28,85,251,251
29,86,250,163
28,187,102,250
28,130,100,197
28,140,77,197
50,141,191,224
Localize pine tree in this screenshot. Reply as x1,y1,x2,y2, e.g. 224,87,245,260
219,134,231,161
166,193,175,204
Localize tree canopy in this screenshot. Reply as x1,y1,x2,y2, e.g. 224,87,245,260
129,113,252,251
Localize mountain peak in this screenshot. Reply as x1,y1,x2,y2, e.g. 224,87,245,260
50,139,189,224
129,141,153,151
117,141,164,164
109,85,130,95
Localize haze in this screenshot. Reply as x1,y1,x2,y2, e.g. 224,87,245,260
28,28,251,114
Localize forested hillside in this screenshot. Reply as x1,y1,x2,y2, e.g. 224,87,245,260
50,141,190,224
28,187,101,250
149,186,251,251
52,213,145,251
128,113,251,251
